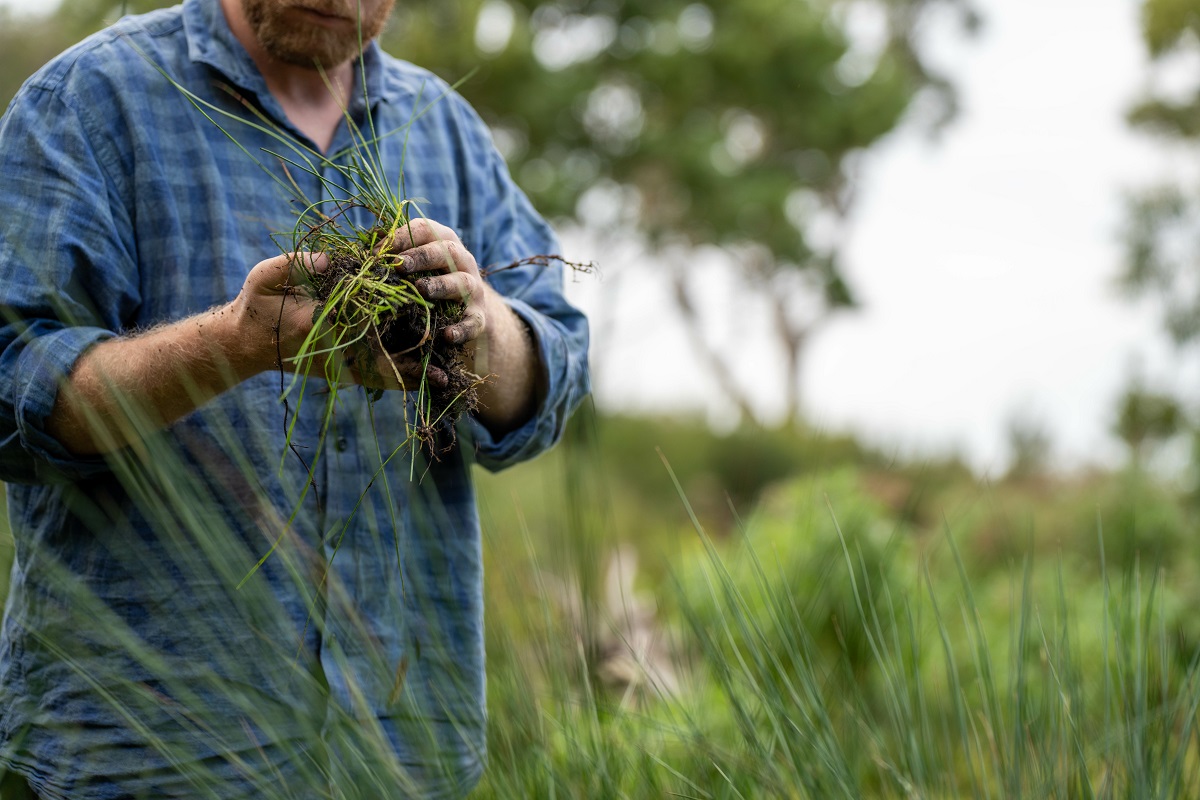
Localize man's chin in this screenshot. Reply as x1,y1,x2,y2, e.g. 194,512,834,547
262,35,363,70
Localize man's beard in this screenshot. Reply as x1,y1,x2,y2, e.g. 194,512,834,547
242,0,395,70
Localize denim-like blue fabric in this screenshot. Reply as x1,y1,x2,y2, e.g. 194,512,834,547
0,1,589,797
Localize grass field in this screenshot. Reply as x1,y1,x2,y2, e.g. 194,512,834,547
3,413,1200,797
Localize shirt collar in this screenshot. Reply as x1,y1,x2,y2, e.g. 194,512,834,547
181,0,392,117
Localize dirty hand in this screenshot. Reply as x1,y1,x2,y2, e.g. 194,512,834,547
231,251,325,372
232,251,426,388
381,218,488,363
380,218,544,430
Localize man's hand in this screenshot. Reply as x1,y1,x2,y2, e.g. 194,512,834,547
382,219,543,434
46,224,544,456
48,251,344,456
381,219,485,367
231,251,429,391
229,251,325,373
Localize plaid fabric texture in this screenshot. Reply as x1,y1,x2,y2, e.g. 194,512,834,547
0,1,589,797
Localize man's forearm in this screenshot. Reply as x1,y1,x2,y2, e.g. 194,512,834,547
45,260,543,455
473,289,541,436
46,303,265,456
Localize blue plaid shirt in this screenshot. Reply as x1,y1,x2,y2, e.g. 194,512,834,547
0,1,588,797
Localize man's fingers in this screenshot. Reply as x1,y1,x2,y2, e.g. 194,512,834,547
343,351,431,390
417,271,476,302
247,254,292,291
250,252,327,295
386,218,459,255
396,239,476,277
422,364,451,391
444,306,484,345
301,251,331,276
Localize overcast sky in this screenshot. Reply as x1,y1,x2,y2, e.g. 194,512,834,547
1,0,1188,475
815,0,1189,474
565,0,1190,476
820,0,1188,474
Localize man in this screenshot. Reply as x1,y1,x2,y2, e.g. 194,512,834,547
0,0,589,796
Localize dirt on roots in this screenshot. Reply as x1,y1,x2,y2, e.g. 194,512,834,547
308,252,483,452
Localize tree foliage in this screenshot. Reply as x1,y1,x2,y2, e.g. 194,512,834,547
1139,0,1200,57
1122,0,1200,349
392,1,912,263
386,0,979,421
1113,378,1185,466
0,0,978,423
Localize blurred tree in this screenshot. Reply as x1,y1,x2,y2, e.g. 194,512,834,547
1113,377,1185,468
1122,0,1200,348
1,0,979,423
1004,412,1053,481
1121,0,1200,496
384,0,980,423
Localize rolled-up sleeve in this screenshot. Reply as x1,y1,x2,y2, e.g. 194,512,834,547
5,325,116,482
0,79,140,484
468,291,589,470
465,125,590,471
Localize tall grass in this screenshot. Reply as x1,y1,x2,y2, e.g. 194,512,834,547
4,404,1200,796
0,494,9,618
468,434,1200,799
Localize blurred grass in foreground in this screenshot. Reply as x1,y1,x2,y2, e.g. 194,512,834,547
471,411,1200,797
4,411,1200,797
0,491,8,601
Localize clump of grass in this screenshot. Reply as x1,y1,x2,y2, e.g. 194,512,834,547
256,99,490,456
134,38,488,457
286,198,483,451
134,39,599,597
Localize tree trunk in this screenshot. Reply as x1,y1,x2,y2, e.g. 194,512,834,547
771,290,808,425
668,262,759,425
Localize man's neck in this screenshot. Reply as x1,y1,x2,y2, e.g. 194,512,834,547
219,0,353,152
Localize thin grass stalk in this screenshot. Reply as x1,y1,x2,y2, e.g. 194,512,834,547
662,455,868,797
921,556,983,798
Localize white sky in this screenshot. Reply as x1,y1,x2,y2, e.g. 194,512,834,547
1,0,1188,475
565,0,1191,476
816,0,1188,474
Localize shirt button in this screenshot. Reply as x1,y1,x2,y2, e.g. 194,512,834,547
335,437,349,452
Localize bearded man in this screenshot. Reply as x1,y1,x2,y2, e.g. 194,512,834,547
0,0,589,797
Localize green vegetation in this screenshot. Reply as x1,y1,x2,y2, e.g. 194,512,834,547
470,414,1200,797
0,0,981,424
3,0,1199,794
387,0,980,422
5,414,1199,796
